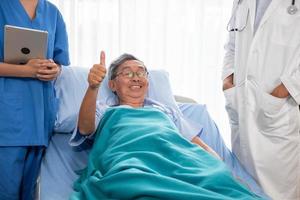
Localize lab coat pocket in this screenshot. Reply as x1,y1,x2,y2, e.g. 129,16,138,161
257,91,290,135
0,95,23,133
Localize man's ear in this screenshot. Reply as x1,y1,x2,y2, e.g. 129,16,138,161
109,80,116,92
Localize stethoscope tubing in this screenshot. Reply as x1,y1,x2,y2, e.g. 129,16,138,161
227,0,298,32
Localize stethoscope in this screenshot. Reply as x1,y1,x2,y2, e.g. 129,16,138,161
227,0,298,32
288,0,298,15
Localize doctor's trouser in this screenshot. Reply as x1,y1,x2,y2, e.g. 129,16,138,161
0,146,45,200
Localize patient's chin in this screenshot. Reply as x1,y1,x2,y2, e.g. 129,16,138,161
128,88,146,95
127,93,146,101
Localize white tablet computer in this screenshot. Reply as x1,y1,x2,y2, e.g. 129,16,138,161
4,25,48,64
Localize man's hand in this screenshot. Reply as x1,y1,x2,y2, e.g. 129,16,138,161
192,136,221,160
88,51,107,89
270,83,290,98
222,74,235,91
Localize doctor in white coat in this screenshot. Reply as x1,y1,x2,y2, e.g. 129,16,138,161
223,0,300,199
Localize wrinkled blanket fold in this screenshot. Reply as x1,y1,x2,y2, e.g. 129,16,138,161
71,107,263,200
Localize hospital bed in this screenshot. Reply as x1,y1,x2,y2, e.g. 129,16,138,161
38,66,269,199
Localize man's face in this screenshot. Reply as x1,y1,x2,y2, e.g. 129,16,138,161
109,60,149,104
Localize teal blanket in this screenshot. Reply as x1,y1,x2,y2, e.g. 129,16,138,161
70,107,263,200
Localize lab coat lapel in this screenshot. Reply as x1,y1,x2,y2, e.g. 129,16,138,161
247,0,256,34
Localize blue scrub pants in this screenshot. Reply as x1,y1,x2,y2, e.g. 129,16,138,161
0,146,45,200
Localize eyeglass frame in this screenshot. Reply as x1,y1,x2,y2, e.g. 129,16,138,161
115,69,149,79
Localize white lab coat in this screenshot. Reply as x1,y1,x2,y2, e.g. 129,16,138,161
223,0,300,199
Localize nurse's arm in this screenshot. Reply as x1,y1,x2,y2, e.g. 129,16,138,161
191,136,221,159
0,59,48,78
78,51,106,135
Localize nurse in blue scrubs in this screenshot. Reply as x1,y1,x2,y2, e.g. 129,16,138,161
0,0,70,199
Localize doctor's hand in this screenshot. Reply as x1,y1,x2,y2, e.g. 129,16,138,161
88,51,107,89
270,83,290,98
222,74,235,91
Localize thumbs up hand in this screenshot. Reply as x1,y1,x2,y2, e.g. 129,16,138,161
88,51,107,89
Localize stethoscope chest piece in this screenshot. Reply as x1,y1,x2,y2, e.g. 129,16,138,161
287,0,298,15
287,5,298,14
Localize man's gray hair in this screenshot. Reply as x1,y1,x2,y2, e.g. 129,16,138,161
108,53,147,80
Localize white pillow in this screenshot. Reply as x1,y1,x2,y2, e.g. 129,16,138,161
54,66,179,133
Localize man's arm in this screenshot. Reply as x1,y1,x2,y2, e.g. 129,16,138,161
271,46,300,102
192,136,221,159
222,37,235,90
223,73,234,91
222,7,236,90
78,51,107,135
276,47,300,103
270,83,289,98
222,31,235,90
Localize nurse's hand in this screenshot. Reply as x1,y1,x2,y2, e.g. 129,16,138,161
223,74,235,91
88,51,106,89
271,83,290,98
25,58,48,78
36,59,61,81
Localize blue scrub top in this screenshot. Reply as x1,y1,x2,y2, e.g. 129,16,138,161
0,0,70,146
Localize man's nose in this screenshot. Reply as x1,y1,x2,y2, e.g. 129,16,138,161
131,77,141,82
131,73,141,80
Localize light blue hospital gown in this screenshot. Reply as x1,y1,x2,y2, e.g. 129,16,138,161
70,98,203,147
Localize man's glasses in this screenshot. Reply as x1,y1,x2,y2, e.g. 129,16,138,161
116,70,148,79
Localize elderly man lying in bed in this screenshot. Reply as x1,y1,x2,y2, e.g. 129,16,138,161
70,51,264,200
